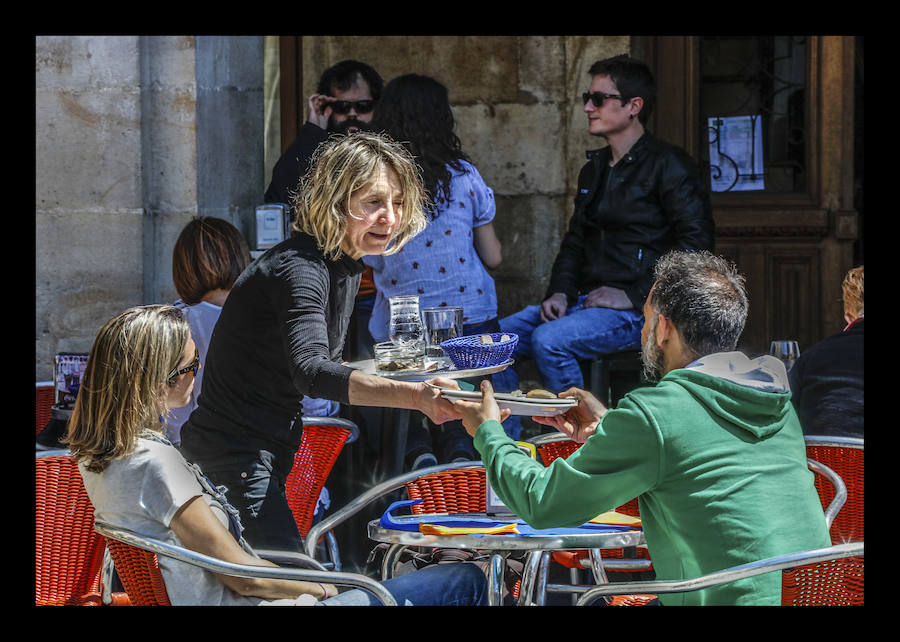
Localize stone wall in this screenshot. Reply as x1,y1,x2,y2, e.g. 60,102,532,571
35,35,265,380
36,36,148,380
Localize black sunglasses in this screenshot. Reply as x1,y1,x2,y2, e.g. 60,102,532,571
582,91,624,108
168,348,200,383
330,99,375,115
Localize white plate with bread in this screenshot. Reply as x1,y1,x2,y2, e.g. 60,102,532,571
434,386,578,417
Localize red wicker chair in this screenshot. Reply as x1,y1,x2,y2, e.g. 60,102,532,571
35,382,55,436
284,416,359,569
35,450,108,605
576,542,863,606
96,522,396,605
805,436,864,544
781,551,864,605
405,467,487,514
102,539,172,606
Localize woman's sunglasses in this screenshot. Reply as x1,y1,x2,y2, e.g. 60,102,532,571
329,99,375,115
168,349,200,384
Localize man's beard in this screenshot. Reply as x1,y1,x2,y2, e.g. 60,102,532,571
329,117,370,135
640,316,665,383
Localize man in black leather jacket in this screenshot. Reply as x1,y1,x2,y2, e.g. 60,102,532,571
494,56,714,433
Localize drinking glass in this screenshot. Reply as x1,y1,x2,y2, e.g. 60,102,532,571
769,340,800,370
422,307,464,358
388,295,424,353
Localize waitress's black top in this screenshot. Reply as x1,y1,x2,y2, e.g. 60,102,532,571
180,232,364,474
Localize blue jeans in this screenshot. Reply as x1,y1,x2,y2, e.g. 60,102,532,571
319,561,488,606
492,297,643,436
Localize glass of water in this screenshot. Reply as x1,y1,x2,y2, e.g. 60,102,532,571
388,295,425,353
769,340,800,370
422,307,464,358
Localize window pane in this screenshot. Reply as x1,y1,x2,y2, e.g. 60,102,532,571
698,36,807,193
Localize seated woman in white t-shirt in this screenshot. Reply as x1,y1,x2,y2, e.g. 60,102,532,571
65,305,487,606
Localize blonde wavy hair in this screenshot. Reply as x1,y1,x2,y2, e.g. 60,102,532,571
842,265,864,319
65,305,190,473
289,130,428,259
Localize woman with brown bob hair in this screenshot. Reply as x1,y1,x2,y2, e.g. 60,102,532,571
179,131,466,553
165,217,251,447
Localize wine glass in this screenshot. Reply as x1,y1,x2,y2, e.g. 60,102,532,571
769,340,800,370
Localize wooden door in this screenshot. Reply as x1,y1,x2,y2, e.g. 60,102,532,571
635,36,860,355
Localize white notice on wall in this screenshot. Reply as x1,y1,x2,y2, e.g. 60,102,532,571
708,115,765,192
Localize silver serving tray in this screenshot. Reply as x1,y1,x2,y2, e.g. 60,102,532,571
437,386,577,417
345,358,515,381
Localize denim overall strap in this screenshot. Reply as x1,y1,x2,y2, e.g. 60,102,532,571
183,460,250,549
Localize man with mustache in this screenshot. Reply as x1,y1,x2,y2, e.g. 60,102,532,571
450,250,831,605
265,59,383,205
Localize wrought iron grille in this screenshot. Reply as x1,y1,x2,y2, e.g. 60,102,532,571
698,36,807,193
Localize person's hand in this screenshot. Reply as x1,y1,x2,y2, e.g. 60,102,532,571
306,93,334,130
583,286,633,310
416,377,463,425
531,387,607,443
448,380,512,437
302,581,339,600
540,293,569,322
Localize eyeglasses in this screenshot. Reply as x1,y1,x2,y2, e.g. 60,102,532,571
330,99,375,115
168,349,200,383
582,91,624,108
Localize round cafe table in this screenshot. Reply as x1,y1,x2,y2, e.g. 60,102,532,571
367,509,645,606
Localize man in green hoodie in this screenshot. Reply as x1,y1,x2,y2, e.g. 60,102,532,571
451,250,830,606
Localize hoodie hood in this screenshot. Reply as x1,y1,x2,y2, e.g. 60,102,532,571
662,351,793,439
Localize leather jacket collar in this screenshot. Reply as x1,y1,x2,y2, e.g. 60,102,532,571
585,132,650,166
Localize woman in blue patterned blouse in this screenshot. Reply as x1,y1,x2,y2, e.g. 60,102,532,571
366,74,507,465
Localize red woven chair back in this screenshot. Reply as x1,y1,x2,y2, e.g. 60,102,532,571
406,468,487,514
35,453,105,605
35,383,55,436
781,555,864,605
537,439,580,466
285,420,354,536
103,539,172,606
806,441,864,543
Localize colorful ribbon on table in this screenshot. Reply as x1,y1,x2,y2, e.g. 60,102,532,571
380,500,641,536
419,522,520,536
589,510,642,527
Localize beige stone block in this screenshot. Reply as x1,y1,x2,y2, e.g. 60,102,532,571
142,36,196,87
455,102,566,196
518,36,567,103
35,35,140,89
492,194,568,279
36,86,142,211
302,35,521,104
35,209,144,379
